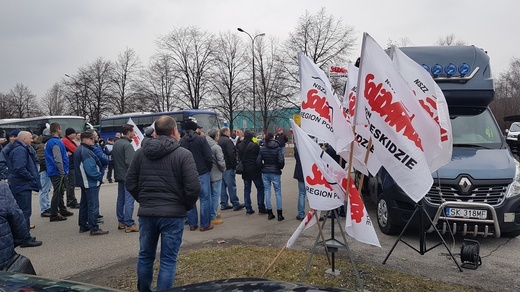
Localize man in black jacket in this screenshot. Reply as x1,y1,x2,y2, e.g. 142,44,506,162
237,130,266,215
126,116,201,291
218,127,244,211
257,132,285,221
180,121,214,232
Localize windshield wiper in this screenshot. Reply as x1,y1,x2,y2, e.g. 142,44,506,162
453,143,490,149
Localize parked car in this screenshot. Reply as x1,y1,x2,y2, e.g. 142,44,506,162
506,122,520,153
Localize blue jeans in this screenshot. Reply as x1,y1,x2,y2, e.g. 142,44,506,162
281,146,286,156
220,169,240,209
39,171,51,213
117,182,135,226
187,172,211,228
13,189,32,237
210,180,222,219
297,180,306,218
78,186,100,231
262,173,282,210
243,178,265,212
137,216,184,292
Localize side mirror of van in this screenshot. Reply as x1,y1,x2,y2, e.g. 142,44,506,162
505,129,509,134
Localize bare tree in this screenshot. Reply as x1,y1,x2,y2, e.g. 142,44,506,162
8,83,39,118
138,53,177,112
82,57,114,124
63,71,91,119
436,34,467,46
112,47,142,114
283,7,357,84
0,92,16,119
256,37,295,133
158,26,216,109
209,31,249,131
387,37,414,48
40,83,67,115
491,57,520,130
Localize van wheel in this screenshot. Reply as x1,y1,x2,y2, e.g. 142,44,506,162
377,196,401,235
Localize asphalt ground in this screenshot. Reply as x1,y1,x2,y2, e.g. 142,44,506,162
18,157,520,291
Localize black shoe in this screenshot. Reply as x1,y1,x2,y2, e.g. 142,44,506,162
221,205,233,210
233,204,245,211
246,210,255,215
50,214,67,222
98,214,104,219
20,239,43,248
90,229,109,236
41,210,51,217
60,210,74,217
258,209,269,214
108,180,113,183
97,219,104,224
69,204,80,209
79,227,90,233
296,216,304,221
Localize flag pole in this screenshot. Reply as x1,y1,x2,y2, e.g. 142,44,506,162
356,138,373,195
261,245,286,278
314,209,332,265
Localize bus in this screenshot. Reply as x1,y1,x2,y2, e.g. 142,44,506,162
98,110,220,141
0,116,87,139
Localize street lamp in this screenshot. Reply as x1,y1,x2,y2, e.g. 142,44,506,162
237,27,265,134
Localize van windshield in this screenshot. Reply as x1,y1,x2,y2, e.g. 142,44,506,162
450,108,503,149
510,123,520,132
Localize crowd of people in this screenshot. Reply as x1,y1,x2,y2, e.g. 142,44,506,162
0,118,302,290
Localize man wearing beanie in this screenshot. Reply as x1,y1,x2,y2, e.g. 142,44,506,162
237,130,266,215
62,127,80,208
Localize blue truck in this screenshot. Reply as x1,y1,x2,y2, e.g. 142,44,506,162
363,45,520,238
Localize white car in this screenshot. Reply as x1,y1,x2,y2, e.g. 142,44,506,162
506,122,520,153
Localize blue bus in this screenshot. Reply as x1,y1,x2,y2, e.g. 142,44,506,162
98,110,220,141
0,116,87,139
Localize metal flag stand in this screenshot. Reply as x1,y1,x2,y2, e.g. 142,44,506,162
382,199,463,272
300,208,363,291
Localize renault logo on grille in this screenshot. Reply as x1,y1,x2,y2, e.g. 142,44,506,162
459,177,472,193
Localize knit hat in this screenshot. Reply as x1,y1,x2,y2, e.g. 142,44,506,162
244,130,254,140
9,129,20,137
65,128,76,136
184,121,202,131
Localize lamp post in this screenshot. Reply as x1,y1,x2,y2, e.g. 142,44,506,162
237,28,265,134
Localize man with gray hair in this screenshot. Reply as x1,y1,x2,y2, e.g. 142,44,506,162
206,128,226,225
218,127,244,211
6,131,42,247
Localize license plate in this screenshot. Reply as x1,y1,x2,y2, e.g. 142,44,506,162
445,208,487,219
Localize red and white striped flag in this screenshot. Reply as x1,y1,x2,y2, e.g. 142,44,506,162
286,209,321,248
127,118,144,150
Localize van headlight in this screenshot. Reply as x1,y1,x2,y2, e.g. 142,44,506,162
506,159,520,197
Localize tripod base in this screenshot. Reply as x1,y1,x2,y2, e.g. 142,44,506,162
325,268,341,276
382,201,462,272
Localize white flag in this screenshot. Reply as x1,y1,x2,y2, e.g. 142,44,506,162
391,47,452,172
355,33,433,202
286,209,321,248
127,118,144,150
339,63,382,176
345,182,381,247
291,120,346,211
298,52,354,153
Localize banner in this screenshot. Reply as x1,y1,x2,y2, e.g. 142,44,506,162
286,209,321,248
345,182,381,247
298,52,354,154
339,63,382,176
127,118,144,150
291,119,346,210
354,33,433,202
391,47,452,172
329,65,348,78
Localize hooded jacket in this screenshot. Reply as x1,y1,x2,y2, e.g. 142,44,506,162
205,135,226,182
7,141,41,194
74,143,104,188
237,135,262,180
180,130,213,175
126,135,201,218
257,139,285,174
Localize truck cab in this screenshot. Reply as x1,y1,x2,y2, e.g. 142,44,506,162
365,45,520,238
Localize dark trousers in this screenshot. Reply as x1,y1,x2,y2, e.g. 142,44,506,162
65,170,77,206
50,175,67,216
13,189,33,236
107,161,114,181
78,186,101,231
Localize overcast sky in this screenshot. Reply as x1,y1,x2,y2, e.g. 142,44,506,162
1,0,518,100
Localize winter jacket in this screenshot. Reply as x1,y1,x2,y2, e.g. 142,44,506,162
112,137,135,182
275,132,289,147
0,182,30,269
126,135,201,218
35,134,51,173
237,138,262,180
293,146,304,182
257,139,284,174
62,136,78,170
74,143,104,188
45,137,69,177
218,134,237,170
180,130,213,175
0,143,14,180
7,141,41,194
206,135,226,182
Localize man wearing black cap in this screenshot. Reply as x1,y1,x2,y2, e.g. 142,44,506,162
180,120,214,232
62,128,80,208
